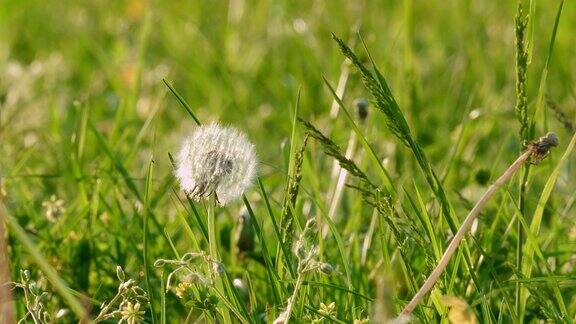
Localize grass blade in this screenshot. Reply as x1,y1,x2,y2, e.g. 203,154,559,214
3,204,87,319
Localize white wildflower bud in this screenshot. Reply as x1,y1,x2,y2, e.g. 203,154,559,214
176,124,257,205
319,263,334,275
294,240,306,259
232,278,249,298
116,266,125,281
304,218,316,230
55,309,68,319
211,261,226,274
29,282,40,295
181,252,201,263
154,259,167,267
22,270,30,282
119,279,135,291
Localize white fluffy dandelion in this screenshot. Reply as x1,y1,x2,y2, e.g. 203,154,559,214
175,123,257,205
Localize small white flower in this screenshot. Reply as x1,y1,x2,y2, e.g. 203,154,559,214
176,124,257,205
42,195,66,222
119,301,145,324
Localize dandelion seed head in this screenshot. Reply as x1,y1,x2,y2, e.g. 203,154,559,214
176,124,257,205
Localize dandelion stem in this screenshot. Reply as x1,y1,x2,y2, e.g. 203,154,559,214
206,194,232,324
401,150,532,315
207,194,219,263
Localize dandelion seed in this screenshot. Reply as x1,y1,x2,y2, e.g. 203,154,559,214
176,123,257,205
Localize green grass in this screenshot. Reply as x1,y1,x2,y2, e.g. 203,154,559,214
1,0,576,323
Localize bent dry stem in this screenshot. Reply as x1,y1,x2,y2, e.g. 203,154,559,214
401,149,535,315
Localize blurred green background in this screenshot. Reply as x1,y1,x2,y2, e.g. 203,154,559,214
2,0,575,168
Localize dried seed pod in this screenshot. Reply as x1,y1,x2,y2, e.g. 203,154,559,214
116,266,125,282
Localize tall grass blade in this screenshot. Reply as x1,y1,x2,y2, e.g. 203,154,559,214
143,158,157,324
3,204,87,319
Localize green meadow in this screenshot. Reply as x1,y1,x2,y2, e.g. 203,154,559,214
1,0,575,323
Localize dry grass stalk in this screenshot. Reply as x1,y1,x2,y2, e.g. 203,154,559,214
402,132,558,315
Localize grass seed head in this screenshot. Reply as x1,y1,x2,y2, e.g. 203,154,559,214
176,123,257,205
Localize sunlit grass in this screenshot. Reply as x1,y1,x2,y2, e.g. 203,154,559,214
1,0,575,323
